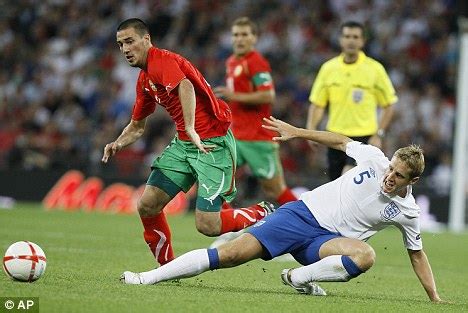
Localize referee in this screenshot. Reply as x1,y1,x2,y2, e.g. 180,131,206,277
307,21,397,181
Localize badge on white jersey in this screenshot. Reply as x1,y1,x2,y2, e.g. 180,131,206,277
380,201,401,221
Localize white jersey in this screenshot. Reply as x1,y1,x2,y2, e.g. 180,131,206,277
300,141,422,250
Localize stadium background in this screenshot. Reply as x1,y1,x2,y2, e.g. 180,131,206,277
0,0,461,223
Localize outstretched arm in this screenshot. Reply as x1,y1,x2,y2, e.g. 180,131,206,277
407,249,442,303
102,118,146,163
262,116,352,152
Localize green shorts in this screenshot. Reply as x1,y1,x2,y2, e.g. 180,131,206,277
236,140,282,179
148,130,237,212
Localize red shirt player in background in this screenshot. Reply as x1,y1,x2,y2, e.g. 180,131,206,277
102,18,275,267
214,17,297,206
211,17,297,248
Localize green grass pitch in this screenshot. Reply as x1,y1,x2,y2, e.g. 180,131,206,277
1,203,467,312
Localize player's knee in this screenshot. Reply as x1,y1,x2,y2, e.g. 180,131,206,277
356,245,376,271
195,219,220,237
195,224,219,237
137,198,163,217
263,188,279,201
260,180,284,200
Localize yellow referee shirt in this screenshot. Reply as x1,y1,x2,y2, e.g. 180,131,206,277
309,51,397,137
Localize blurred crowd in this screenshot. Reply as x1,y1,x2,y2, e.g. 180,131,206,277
0,0,458,199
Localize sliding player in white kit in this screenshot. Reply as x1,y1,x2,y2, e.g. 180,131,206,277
120,116,443,303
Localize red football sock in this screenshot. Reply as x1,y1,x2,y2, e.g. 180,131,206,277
221,201,232,211
140,212,175,266
220,203,269,233
276,188,297,205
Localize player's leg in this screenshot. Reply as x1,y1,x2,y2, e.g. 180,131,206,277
259,174,297,205
211,141,297,248
241,140,297,205
141,137,196,265
195,199,275,236
327,147,346,181
217,233,265,267
342,136,371,175
209,140,260,248
341,164,355,175
189,131,275,236
319,237,376,271
121,233,265,285
137,183,174,266
120,200,314,285
286,237,375,286
255,150,296,261
342,149,358,175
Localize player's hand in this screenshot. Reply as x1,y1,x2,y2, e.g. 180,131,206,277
186,128,216,154
213,86,233,101
102,141,122,163
262,116,298,142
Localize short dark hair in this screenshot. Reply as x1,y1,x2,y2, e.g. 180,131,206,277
117,18,149,36
340,21,365,37
232,17,258,36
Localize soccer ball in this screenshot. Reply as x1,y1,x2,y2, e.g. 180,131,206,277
3,241,47,282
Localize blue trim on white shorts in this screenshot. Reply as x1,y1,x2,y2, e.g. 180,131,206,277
247,200,341,265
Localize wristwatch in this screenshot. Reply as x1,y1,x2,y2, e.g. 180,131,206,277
377,129,385,138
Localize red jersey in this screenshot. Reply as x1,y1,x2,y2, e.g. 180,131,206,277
225,50,275,141
132,47,231,141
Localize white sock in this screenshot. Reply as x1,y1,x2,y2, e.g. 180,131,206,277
290,255,351,285
140,249,210,284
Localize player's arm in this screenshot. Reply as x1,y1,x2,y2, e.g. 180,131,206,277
214,69,275,105
102,118,146,163
214,87,274,105
178,78,215,154
306,104,325,130
377,105,394,135
368,105,394,148
369,63,397,147
407,249,442,303
307,64,328,130
263,116,352,152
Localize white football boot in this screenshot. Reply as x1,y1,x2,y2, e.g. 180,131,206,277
281,268,327,296
120,271,143,285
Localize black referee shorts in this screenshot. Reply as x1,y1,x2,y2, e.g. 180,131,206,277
326,135,371,181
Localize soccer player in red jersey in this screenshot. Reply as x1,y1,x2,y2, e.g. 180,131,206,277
102,18,275,266
214,17,297,206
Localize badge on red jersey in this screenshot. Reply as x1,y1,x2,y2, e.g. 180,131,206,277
149,80,157,92
234,65,243,77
